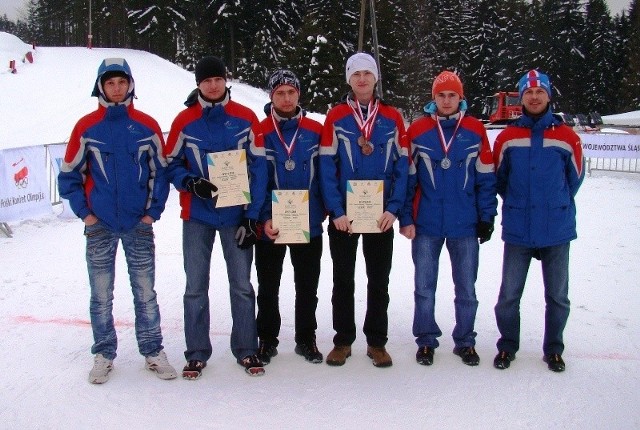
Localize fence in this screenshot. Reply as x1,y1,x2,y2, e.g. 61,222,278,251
45,142,65,205
586,157,640,174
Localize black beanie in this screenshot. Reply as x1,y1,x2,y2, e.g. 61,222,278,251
195,56,226,84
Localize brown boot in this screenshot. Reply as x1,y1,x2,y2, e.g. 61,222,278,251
326,345,352,366
367,346,393,367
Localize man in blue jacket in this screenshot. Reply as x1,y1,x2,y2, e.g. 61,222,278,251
492,70,584,372
399,71,497,367
319,53,409,368
59,58,176,384
165,56,268,378
255,70,325,365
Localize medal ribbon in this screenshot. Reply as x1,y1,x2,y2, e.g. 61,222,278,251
348,95,379,141
271,106,301,158
435,111,465,158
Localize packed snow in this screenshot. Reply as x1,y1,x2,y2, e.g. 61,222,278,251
1,32,639,428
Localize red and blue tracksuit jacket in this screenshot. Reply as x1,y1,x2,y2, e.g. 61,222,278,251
493,109,584,248
260,106,326,238
58,100,169,232
164,90,267,227
399,113,497,238
319,99,409,220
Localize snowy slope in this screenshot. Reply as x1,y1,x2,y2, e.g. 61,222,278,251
0,32,639,429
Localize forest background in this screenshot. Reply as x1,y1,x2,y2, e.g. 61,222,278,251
1,0,639,121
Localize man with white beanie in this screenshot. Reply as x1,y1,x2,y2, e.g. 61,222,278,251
319,52,409,368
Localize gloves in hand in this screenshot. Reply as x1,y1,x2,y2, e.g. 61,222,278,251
235,218,258,249
185,177,218,199
476,221,494,244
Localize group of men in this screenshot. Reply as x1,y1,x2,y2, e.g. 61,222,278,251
58,52,584,384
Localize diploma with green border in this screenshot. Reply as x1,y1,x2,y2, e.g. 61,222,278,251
272,189,310,243
347,180,383,233
207,149,251,208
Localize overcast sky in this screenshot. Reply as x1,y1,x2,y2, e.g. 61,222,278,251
0,0,634,26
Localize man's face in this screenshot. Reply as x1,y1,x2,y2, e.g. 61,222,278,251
434,90,461,116
521,87,550,115
103,76,129,103
271,84,299,115
198,77,226,101
349,70,377,102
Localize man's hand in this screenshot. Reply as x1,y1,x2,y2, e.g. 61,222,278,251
235,218,258,249
332,215,352,233
377,211,397,232
185,177,218,199
400,224,415,239
263,219,279,240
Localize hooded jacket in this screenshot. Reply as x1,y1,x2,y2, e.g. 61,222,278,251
58,58,169,232
319,95,409,220
400,109,497,238
260,103,325,238
493,108,584,247
164,89,267,227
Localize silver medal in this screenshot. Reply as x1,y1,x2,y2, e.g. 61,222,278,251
285,159,296,171
441,157,451,169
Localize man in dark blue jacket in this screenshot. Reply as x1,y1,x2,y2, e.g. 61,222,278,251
255,70,325,365
492,70,585,372
165,56,268,378
59,58,176,384
399,71,497,368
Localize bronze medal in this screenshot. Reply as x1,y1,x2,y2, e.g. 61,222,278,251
358,136,374,155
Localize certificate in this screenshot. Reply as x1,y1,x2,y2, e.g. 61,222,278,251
347,180,384,233
207,149,251,208
272,189,310,244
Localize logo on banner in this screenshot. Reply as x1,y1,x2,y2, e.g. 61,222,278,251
12,157,29,188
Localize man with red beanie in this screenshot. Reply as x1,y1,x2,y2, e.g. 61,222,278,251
492,70,584,372
165,55,268,379
399,70,497,367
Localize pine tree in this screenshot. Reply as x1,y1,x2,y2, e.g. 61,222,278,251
582,0,616,114
619,0,640,111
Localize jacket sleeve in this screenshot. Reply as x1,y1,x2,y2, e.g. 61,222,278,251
164,115,192,191
318,110,345,219
384,109,409,216
474,128,498,223
58,120,92,221
245,114,268,221
400,132,418,227
144,129,170,221
565,129,585,197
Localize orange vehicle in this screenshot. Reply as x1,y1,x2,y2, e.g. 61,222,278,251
482,91,522,124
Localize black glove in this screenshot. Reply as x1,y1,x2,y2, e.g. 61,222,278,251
185,177,218,199
235,218,258,249
476,221,494,244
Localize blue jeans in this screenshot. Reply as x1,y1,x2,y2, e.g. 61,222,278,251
182,220,257,362
495,242,570,356
412,235,479,349
85,221,163,360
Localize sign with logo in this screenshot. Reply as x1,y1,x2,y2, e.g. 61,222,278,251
0,146,52,222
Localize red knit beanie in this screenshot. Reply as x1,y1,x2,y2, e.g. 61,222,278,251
432,71,464,99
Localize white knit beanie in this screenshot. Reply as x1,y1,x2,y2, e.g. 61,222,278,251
345,53,379,83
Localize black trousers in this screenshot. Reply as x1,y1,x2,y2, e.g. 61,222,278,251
255,236,323,346
328,223,393,348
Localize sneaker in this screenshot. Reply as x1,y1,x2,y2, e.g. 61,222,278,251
239,354,265,376
295,341,323,364
367,346,393,368
145,350,177,380
326,345,352,366
182,360,206,380
416,346,434,366
493,351,515,370
89,353,113,384
453,346,480,366
543,353,566,372
257,340,278,365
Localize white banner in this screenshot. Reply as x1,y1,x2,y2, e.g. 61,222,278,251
47,143,75,218
0,146,52,222
579,133,640,159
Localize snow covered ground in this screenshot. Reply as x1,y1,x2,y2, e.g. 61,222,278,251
1,32,639,428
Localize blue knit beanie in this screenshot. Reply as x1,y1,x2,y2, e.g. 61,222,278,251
518,70,551,99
